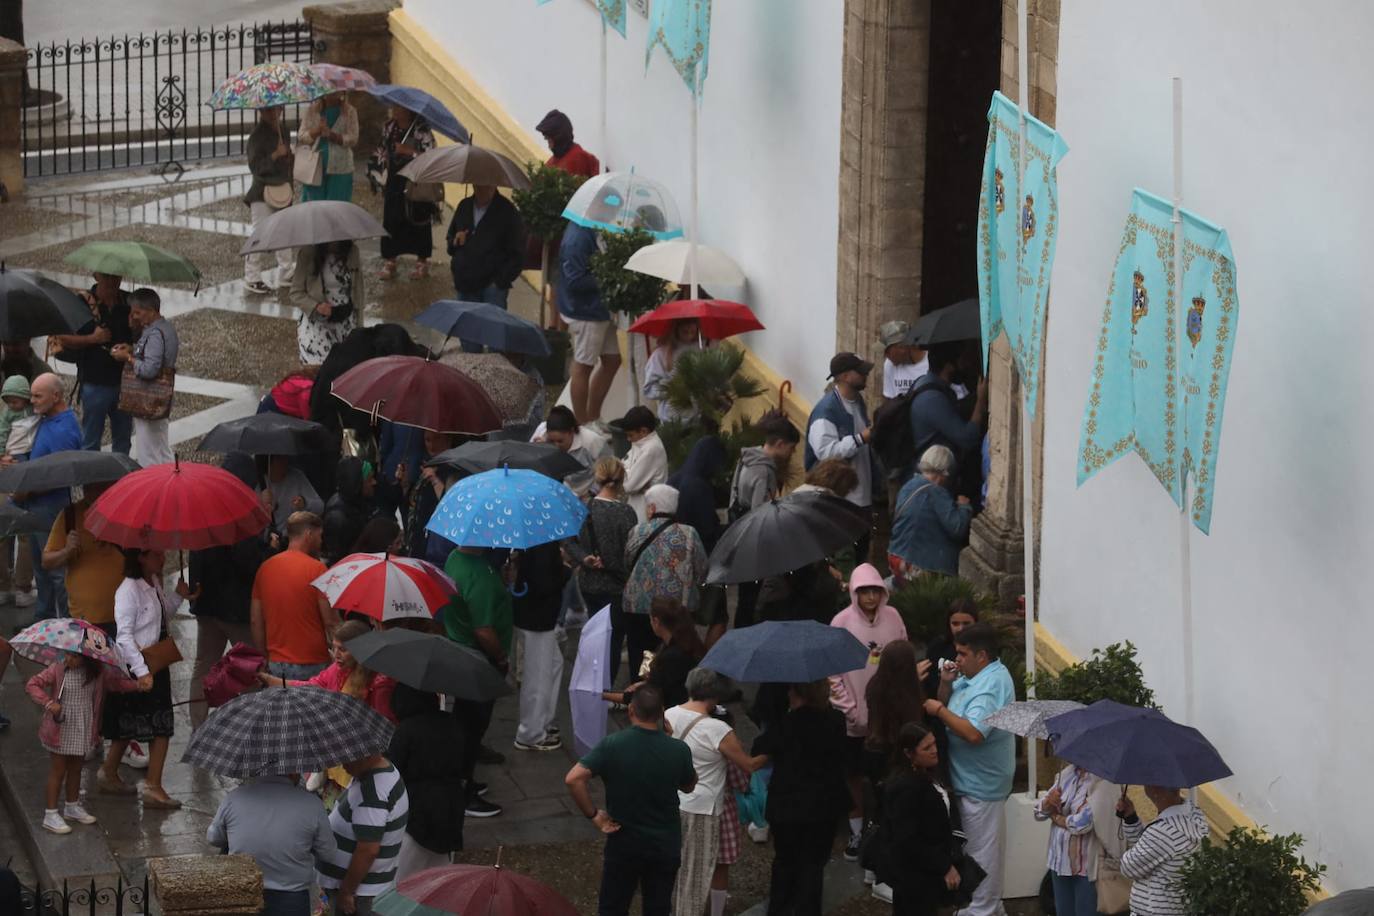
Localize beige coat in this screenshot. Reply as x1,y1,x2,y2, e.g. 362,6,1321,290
298,100,359,175
290,244,365,316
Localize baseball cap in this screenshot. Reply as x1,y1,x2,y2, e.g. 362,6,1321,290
878,320,910,348
610,405,659,432
828,352,874,379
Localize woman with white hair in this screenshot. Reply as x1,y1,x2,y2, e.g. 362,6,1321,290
621,484,708,681
665,668,768,916
887,445,973,585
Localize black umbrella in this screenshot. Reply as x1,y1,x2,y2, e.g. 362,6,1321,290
198,414,330,456
706,490,873,585
0,264,95,339
345,628,513,702
907,297,981,347
425,440,584,481
0,502,55,538
0,450,140,494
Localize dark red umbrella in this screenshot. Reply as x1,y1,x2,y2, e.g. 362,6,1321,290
86,459,270,551
330,355,504,435
627,298,763,340
373,862,578,916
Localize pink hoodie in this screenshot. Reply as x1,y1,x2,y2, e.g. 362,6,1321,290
829,563,908,737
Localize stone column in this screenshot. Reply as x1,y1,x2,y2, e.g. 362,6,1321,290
0,38,25,199
302,0,398,148
959,0,1060,608
836,0,931,380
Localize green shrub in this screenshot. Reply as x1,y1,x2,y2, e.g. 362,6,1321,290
1179,827,1325,916
511,162,585,242
888,575,997,646
589,228,669,318
1033,641,1157,709
663,346,766,428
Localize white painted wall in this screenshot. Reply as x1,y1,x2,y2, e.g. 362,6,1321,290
402,0,845,398
1041,0,1373,890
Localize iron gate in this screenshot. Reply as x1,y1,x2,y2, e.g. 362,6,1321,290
21,21,321,179
18,874,149,915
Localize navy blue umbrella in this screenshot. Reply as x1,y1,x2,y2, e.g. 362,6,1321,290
416,300,551,356
700,620,870,683
1046,700,1232,788
368,84,469,143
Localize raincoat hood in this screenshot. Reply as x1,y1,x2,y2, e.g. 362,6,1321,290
847,562,889,606
739,446,774,471
389,682,439,721
536,109,575,156
220,451,257,489
0,375,31,401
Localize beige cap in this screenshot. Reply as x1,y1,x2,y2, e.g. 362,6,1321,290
878,320,910,348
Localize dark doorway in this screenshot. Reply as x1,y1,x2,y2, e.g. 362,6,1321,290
919,0,1002,315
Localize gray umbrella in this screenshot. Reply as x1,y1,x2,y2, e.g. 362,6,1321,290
1304,890,1374,915
984,699,1085,739
239,200,387,255
399,144,531,190
0,450,140,493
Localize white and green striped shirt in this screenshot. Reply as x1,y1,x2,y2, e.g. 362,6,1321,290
316,763,409,898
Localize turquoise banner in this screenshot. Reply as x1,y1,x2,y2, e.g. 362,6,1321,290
646,0,712,96
536,0,628,37
1077,189,1239,534
976,91,1069,418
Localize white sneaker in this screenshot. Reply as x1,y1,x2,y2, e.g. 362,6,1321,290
871,882,893,903
864,869,876,885
122,742,150,770
41,810,71,834
746,823,770,844
63,802,97,825
13,591,35,608
306,772,326,793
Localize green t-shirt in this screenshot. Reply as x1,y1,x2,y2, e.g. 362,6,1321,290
442,551,514,656
580,725,696,855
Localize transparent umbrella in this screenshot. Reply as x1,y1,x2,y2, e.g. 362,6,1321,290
562,171,684,240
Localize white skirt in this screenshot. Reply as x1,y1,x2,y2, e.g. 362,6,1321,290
298,311,357,366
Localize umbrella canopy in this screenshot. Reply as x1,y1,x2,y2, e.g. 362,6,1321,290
0,450,139,494
367,84,469,142
64,241,201,286
907,297,981,347
434,351,540,423
309,62,377,92
399,145,531,190
10,618,123,671
701,620,869,682
0,502,56,538
374,863,578,916
86,459,270,551
425,440,583,481
0,265,97,338
1046,700,1233,788
416,300,551,357
569,604,613,756
331,356,504,436
706,490,872,585
426,466,587,550
312,552,454,623
1303,890,1374,916
344,628,512,702
198,414,330,456
625,238,747,288
983,699,1085,740
182,685,394,777
240,201,387,255
562,172,684,240
628,298,763,341
206,61,335,110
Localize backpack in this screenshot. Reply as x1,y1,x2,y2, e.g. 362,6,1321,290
870,376,943,472
202,643,267,709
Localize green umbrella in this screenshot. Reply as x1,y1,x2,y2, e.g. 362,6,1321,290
63,241,202,290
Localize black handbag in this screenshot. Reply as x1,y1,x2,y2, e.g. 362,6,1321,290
940,793,988,907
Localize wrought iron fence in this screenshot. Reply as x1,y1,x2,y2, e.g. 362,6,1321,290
18,874,150,915
21,21,321,179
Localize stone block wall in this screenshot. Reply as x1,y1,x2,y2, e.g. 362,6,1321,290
0,38,25,198
303,0,399,148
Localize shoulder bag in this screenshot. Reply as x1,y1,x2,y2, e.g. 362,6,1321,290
294,136,323,186
1095,852,1132,914
140,637,183,675
263,182,294,209
118,328,175,420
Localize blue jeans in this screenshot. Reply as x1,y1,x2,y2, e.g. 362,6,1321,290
598,832,678,916
457,283,510,353
261,889,311,916
28,507,67,621
1050,873,1098,916
80,383,132,454
268,661,328,681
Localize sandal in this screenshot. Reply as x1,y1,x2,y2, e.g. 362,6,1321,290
96,772,136,796
409,260,430,280
378,261,397,281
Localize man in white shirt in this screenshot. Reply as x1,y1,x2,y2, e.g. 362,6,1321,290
878,319,928,400
612,405,668,523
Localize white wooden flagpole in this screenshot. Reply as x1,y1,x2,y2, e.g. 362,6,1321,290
689,93,700,300
599,18,609,169
1171,77,1196,727
1017,0,1038,799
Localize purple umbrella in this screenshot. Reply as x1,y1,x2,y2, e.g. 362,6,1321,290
1046,699,1232,788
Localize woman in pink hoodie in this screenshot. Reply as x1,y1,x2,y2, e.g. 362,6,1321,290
829,562,908,861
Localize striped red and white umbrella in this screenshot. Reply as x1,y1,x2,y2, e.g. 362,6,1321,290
312,552,455,623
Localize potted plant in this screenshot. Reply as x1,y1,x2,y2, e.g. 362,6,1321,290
589,227,669,319
1033,640,1158,708
1178,827,1325,916
511,161,585,327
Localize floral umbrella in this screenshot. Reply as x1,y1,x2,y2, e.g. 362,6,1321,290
206,61,334,110
11,618,124,671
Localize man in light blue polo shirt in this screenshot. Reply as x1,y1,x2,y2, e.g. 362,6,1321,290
924,623,1015,916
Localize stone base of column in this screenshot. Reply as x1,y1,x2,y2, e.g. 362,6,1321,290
304,0,399,147
0,38,26,200
961,509,1024,610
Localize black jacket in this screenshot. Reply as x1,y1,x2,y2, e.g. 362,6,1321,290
189,453,271,625
53,287,132,388
446,194,526,293
323,457,374,565
509,542,568,633
387,684,466,854
667,436,727,553
880,770,956,893
753,705,849,826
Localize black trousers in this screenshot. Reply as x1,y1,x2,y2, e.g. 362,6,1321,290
767,820,835,916
598,832,679,916
735,581,761,629
451,697,494,795
891,887,939,916
623,613,657,685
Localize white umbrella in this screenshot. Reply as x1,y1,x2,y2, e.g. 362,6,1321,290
239,201,387,255
569,604,613,756
624,238,746,290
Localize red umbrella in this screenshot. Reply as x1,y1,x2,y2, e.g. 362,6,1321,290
627,298,763,340
86,459,270,551
374,862,578,916
330,355,504,435
311,552,454,623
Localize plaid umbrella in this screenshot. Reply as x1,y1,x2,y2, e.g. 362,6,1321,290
10,618,124,671
983,699,1085,739
206,61,335,110
181,685,394,777
310,63,378,92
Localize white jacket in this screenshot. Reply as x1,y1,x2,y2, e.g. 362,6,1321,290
114,577,177,677
624,431,668,522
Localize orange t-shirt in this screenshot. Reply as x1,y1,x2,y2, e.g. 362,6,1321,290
252,549,329,665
